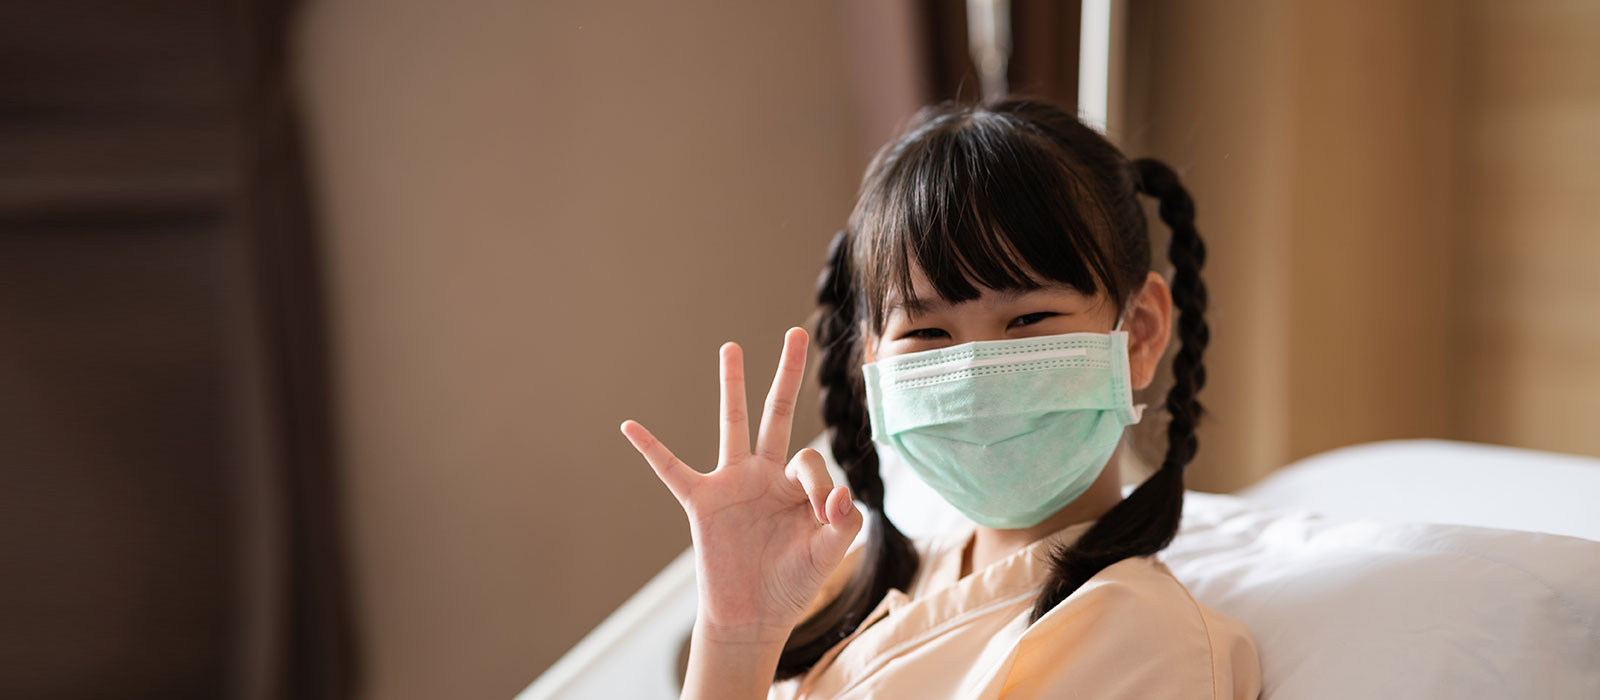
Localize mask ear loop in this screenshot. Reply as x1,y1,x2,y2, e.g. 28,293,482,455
1113,277,1150,331
1113,293,1148,424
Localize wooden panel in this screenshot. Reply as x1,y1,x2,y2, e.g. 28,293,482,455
1282,0,1460,460
1120,0,1298,490
1123,0,1600,487
1455,0,1600,455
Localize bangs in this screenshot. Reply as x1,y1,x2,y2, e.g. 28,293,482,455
851,111,1123,332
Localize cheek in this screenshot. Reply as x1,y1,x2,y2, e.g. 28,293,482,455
872,335,933,360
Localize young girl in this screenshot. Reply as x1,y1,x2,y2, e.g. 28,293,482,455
621,97,1261,699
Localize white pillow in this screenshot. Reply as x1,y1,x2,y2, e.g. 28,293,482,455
1164,492,1600,700
1238,439,1600,541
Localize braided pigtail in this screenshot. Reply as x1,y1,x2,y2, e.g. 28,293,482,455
1028,157,1208,623
774,231,921,680
1136,158,1209,472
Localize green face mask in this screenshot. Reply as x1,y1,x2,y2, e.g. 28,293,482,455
862,329,1144,529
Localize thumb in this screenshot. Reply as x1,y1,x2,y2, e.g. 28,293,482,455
811,485,864,568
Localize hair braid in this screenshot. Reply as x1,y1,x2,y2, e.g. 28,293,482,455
774,230,920,680
1029,158,1209,623
1134,157,1209,471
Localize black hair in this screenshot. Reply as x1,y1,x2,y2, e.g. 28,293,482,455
775,96,1209,680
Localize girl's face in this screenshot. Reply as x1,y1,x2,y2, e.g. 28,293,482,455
863,263,1174,392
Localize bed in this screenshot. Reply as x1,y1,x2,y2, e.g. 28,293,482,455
517,439,1600,699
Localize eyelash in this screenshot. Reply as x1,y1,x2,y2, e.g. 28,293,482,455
903,312,1056,339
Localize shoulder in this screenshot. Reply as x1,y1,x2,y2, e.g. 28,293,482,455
999,555,1262,700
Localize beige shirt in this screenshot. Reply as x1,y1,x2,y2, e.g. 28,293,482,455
769,520,1262,700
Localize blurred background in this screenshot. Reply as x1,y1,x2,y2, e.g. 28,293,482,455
2,0,1596,698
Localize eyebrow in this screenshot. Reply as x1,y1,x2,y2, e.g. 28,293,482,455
887,285,1073,317
887,295,945,317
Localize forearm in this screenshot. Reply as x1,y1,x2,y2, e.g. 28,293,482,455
680,619,788,700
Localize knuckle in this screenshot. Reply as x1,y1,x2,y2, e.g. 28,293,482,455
797,447,823,465
723,407,746,425
790,451,826,479
784,454,808,475
767,395,795,418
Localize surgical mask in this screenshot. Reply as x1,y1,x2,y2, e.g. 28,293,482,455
862,322,1144,530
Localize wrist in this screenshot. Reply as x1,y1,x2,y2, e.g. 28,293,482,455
692,616,792,649
681,619,789,700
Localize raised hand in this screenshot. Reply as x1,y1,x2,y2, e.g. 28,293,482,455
620,327,863,646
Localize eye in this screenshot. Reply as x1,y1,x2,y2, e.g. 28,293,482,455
902,327,949,340
1010,312,1057,328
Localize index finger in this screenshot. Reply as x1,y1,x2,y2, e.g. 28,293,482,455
755,327,809,462
620,420,698,502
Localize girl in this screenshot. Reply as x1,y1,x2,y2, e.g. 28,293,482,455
621,97,1261,699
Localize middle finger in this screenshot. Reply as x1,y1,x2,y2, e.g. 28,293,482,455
718,341,751,464
755,327,809,462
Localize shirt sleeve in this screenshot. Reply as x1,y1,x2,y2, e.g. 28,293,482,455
983,558,1262,700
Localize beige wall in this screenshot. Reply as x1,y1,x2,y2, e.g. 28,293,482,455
1124,0,1600,490
297,1,883,697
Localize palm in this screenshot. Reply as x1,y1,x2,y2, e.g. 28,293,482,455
685,454,841,629
621,328,861,643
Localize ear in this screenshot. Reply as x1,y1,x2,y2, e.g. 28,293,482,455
1125,271,1173,390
